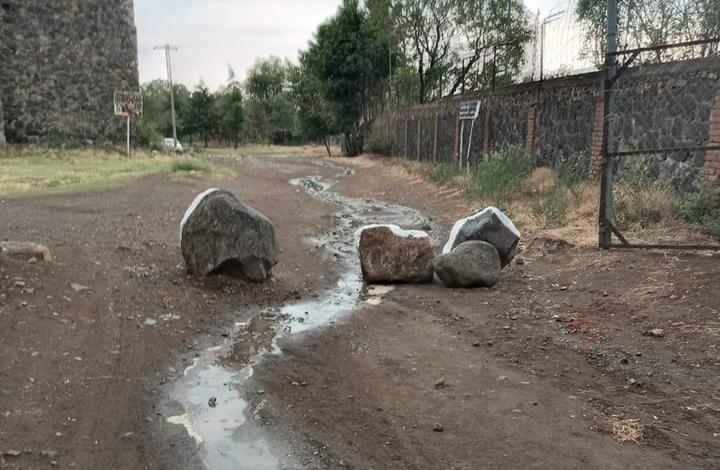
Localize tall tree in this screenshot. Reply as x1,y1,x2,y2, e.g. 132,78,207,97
301,0,389,155
449,0,532,93
396,0,456,103
244,57,298,144
221,85,245,149
188,84,218,147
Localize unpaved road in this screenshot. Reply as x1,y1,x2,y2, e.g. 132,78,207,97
1,155,719,469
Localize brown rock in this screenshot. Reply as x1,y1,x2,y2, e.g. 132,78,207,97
0,241,52,262
359,225,433,284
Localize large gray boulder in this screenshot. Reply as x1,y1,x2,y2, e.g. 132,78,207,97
442,207,520,267
358,225,434,284
433,241,501,288
181,189,279,282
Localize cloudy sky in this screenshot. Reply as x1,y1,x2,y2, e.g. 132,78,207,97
135,0,566,90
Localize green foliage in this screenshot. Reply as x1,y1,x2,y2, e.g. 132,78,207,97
170,159,210,173
139,80,191,146
187,84,219,147
465,147,533,205
220,86,245,149
243,57,299,144
423,162,460,185
367,133,394,156
299,0,390,155
677,184,720,239
613,164,678,230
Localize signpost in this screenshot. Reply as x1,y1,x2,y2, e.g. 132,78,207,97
114,90,143,157
458,100,481,173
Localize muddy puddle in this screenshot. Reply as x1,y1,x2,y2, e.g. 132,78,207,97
164,164,437,470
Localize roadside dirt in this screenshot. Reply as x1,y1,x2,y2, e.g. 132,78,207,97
1,155,718,469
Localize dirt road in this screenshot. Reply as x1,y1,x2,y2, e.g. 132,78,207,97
1,155,718,469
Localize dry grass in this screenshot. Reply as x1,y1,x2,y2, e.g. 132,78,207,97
0,146,229,196
203,144,341,159
608,416,644,443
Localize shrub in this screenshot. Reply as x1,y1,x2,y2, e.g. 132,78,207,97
677,184,720,239
422,162,460,186
465,147,533,206
366,133,393,156
614,164,678,230
170,159,210,173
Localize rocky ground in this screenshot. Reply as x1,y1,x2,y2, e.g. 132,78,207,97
0,155,718,469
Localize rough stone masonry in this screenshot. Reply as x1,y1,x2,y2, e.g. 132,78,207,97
0,0,139,145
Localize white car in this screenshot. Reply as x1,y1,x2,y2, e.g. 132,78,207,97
161,138,184,152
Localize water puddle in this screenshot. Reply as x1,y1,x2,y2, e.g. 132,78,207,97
165,165,436,470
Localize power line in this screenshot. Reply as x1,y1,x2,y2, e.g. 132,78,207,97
154,43,180,149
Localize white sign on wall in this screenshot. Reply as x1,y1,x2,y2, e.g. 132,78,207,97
459,100,481,120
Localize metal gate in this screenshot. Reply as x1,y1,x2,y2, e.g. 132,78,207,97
598,16,720,250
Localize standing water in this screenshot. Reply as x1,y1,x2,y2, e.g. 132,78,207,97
165,164,436,469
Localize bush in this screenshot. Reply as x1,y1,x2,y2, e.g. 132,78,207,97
422,162,460,186
529,163,585,228
614,164,678,230
465,147,533,205
677,185,720,239
367,133,393,156
170,159,210,173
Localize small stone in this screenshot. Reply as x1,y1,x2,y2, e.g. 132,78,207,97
472,341,480,347
40,450,58,460
208,397,217,408
4,449,22,457
257,390,265,395
71,283,91,293
434,378,446,389
642,328,665,338
515,257,525,266
432,423,444,432
143,318,157,327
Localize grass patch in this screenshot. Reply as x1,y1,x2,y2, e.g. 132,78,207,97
0,146,228,196
465,147,533,205
203,144,341,159
170,159,210,173
677,184,720,239
422,162,463,186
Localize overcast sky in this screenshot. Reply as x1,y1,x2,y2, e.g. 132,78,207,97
135,0,566,90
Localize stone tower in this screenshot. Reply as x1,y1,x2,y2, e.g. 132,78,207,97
0,0,139,144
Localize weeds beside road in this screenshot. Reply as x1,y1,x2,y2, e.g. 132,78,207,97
414,147,720,242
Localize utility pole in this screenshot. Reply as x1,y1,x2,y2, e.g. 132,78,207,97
599,0,618,249
154,44,179,149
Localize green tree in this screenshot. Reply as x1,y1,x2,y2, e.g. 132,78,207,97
300,0,389,156
220,85,245,149
139,80,191,147
291,62,336,155
188,83,218,147
244,57,298,144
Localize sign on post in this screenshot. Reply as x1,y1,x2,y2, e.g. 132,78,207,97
459,100,481,121
114,90,143,157
457,100,481,173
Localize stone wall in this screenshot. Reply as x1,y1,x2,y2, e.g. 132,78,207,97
373,56,720,190
0,0,139,144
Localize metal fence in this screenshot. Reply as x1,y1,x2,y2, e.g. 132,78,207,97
598,33,720,250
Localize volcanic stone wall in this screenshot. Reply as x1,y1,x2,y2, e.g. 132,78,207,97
0,0,139,144
374,56,720,189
